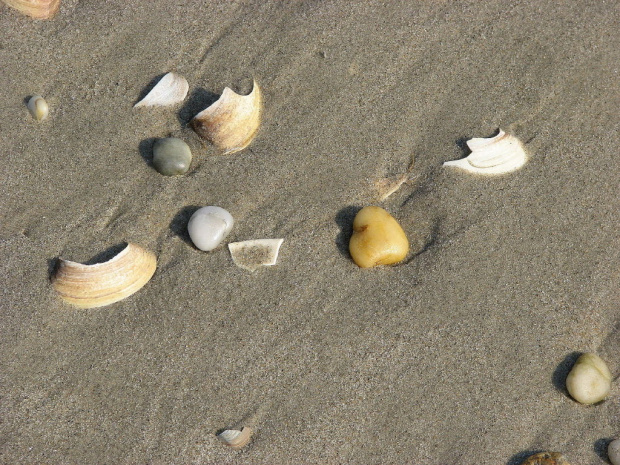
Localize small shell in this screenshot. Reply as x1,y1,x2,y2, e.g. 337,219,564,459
134,72,189,108
51,243,157,309
190,80,262,154
443,129,527,175
228,239,283,272
187,206,234,251
608,439,620,465
565,352,612,404
2,0,60,19
521,452,571,465
217,427,252,449
27,95,48,121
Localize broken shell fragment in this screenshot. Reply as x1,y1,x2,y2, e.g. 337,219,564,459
565,352,612,404
608,439,620,465
134,72,189,108
217,427,252,449
2,0,60,19
521,452,571,465
27,95,48,121
443,129,527,175
51,243,157,309
349,206,409,268
228,239,283,272
190,80,262,154
187,206,234,251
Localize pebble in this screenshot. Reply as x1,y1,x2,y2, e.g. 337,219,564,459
565,352,612,404
608,439,620,465
152,137,192,176
187,206,234,251
349,206,409,268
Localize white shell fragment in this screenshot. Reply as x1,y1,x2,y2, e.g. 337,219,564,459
217,427,252,449
565,352,612,404
187,206,234,251
608,439,620,465
443,129,527,175
228,239,283,272
190,80,262,154
134,72,189,108
27,95,48,121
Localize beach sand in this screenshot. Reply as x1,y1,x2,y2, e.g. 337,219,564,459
1,1,619,463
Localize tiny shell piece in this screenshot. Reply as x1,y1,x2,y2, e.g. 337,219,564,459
217,427,252,449
443,129,527,175
228,239,283,272
521,452,571,465
51,243,157,309
27,95,48,121
190,80,262,154
134,72,189,108
608,439,620,465
187,206,234,251
2,0,60,19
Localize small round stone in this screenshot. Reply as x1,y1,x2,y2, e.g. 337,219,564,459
152,137,192,176
608,439,620,465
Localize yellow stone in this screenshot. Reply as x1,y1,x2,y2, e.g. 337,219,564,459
349,206,409,268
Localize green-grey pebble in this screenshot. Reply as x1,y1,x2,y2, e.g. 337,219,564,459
152,137,192,176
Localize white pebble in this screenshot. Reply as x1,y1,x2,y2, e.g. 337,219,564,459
187,206,234,251
609,439,620,465
565,352,612,404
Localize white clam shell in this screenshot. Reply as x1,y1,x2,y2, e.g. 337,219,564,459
228,238,283,272
190,80,262,154
27,95,48,121
187,206,234,251
3,0,60,19
134,72,189,108
217,427,252,449
565,352,612,404
443,129,527,175
51,243,157,309
608,439,620,465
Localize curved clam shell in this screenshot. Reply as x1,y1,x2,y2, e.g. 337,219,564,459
443,129,527,175
228,239,283,272
217,427,252,449
190,80,262,154
51,243,157,309
2,0,60,19
521,452,571,465
27,95,49,121
134,72,189,108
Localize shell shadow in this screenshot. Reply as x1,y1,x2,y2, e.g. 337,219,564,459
334,205,362,259
84,243,128,265
506,450,544,465
133,73,167,107
170,206,202,247
595,437,613,462
177,88,220,127
47,258,60,281
552,351,583,398
138,137,157,168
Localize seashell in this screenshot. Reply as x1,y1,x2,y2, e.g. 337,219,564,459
27,95,48,121
565,352,612,404
187,206,234,251
217,427,252,449
228,239,283,272
51,243,157,309
152,137,192,176
608,438,620,465
521,452,571,465
2,0,60,19
190,80,262,154
349,206,409,268
134,72,189,108
443,129,527,175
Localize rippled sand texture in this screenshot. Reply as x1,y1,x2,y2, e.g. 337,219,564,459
1,1,619,463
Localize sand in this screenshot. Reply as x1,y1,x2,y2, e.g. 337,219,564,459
1,1,619,463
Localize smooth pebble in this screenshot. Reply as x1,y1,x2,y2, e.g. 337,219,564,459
608,439,620,465
565,352,612,404
187,206,234,251
152,137,192,176
27,95,48,121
